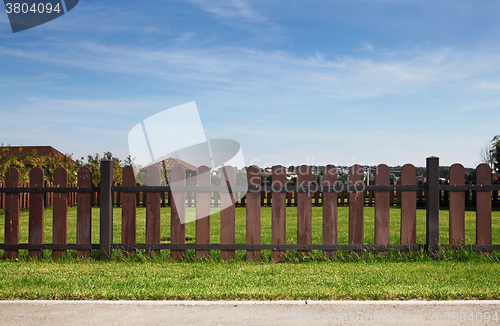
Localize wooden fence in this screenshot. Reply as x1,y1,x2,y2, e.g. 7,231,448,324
0,157,499,261
4,180,496,211
0,181,77,210
124,186,498,208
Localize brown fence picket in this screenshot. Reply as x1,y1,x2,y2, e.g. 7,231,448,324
476,163,492,249
322,165,337,257
18,182,23,210
135,182,141,207
115,183,121,207
417,180,423,206
246,165,261,261
52,167,68,259
297,165,312,256
73,183,76,206
443,186,449,207
271,165,286,261
389,181,394,206
375,164,390,246
121,166,136,255
28,168,44,259
449,164,465,245
146,166,161,256
213,178,220,208
195,166,211,259
66,183,71,207
1,182,4,210
349,165,364,246
220,166,236,261
170,165,186,259
20,182,28,210
67,183,73,207
50,182,54,207
27,182,31,209
340,191,345,205
314,191,320,206
187,176,193,208
396,180,402,207
92,183,98,206
76,167,92,258
401,164,416,247
4,168,20,259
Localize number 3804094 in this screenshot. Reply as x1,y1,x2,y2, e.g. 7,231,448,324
5,3,61,14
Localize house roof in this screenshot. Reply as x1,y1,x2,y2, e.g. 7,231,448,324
1,146,76,164
149,157,197,171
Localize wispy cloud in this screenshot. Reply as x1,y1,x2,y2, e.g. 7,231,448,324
0,73,68,87
188,0,268,24
187,0,283,35
2,0,500,168
360,42,374,51
3,41,500,102
175,32,196,42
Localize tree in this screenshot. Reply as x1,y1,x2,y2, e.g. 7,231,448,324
80,152,126,184
492,135,500,174
0,145,79,183
479,142,495,169
0,144,28,182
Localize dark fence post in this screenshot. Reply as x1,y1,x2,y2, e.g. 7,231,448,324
100,159,113,261
426,156,439,258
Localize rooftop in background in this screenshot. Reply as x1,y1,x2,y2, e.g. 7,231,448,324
149,157,197,171
1,146,76,165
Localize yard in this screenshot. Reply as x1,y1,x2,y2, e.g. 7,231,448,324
0,206,499,300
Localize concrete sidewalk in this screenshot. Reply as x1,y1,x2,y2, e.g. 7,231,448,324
1,300,499,325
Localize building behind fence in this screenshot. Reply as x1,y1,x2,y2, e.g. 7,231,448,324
0,157,499,261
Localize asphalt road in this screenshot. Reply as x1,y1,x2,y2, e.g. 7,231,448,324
1,300,499,325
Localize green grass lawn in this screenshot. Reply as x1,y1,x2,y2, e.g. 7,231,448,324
0,206,499,300
1,205,499,247
1,259,499,300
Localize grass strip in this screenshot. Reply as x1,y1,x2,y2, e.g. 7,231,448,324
0,257,499,300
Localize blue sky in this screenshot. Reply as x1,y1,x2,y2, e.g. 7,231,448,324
1,0,499,168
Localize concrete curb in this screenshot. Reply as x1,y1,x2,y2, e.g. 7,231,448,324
0,300,499,305
2,300,500,325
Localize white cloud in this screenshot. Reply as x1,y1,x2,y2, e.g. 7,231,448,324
3,42,500,102
2,38,500,167
175,32,196,42
188,0,268,24
360,42,374,51
187,0,282,35
0,73,68,87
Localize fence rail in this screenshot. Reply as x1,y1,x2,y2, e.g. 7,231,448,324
0,158,499,261
2,185,497,208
